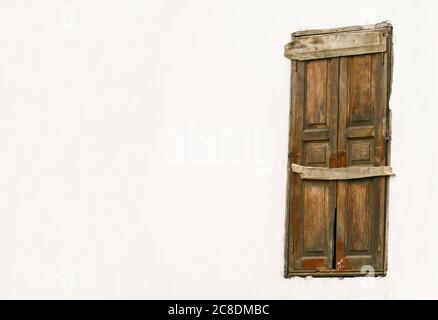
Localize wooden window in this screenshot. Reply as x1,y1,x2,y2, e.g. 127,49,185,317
284,22,394,277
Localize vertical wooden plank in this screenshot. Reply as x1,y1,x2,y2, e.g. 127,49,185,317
289,59,305,271
383,28,393,274
378,33,389,271
284,59,294,276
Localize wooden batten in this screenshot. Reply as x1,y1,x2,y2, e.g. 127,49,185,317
284,23,390,60
291,164,394,180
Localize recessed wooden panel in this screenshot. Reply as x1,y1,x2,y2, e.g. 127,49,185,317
348,139,374,165
350,140,371,162
305,59,328,128
305,142,328,166
348,55,372,123
302,129,331,141
346,126,375,138
303,182,329,253
347,181,371,252
301,257,327,269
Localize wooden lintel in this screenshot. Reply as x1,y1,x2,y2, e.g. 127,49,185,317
291,22,392,37
291,164,394,180
284,30,387,60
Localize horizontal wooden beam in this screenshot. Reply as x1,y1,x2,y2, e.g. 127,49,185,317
291,164,394,180
284,30,387,61
291,22,392,37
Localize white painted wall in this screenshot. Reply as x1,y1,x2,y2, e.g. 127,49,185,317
0,0,437,299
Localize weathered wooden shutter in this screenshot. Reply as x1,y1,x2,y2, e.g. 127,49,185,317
284,23,393,277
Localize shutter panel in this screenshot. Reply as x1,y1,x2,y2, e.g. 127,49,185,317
335,53,388,272
288,58,339,272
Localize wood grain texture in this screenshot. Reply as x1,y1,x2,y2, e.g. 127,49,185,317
285,31,386,60
291,164,394,180
348,181,371,252
292,22,391,37
349,55,372,122
303,182,329,253
305,60,328,126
